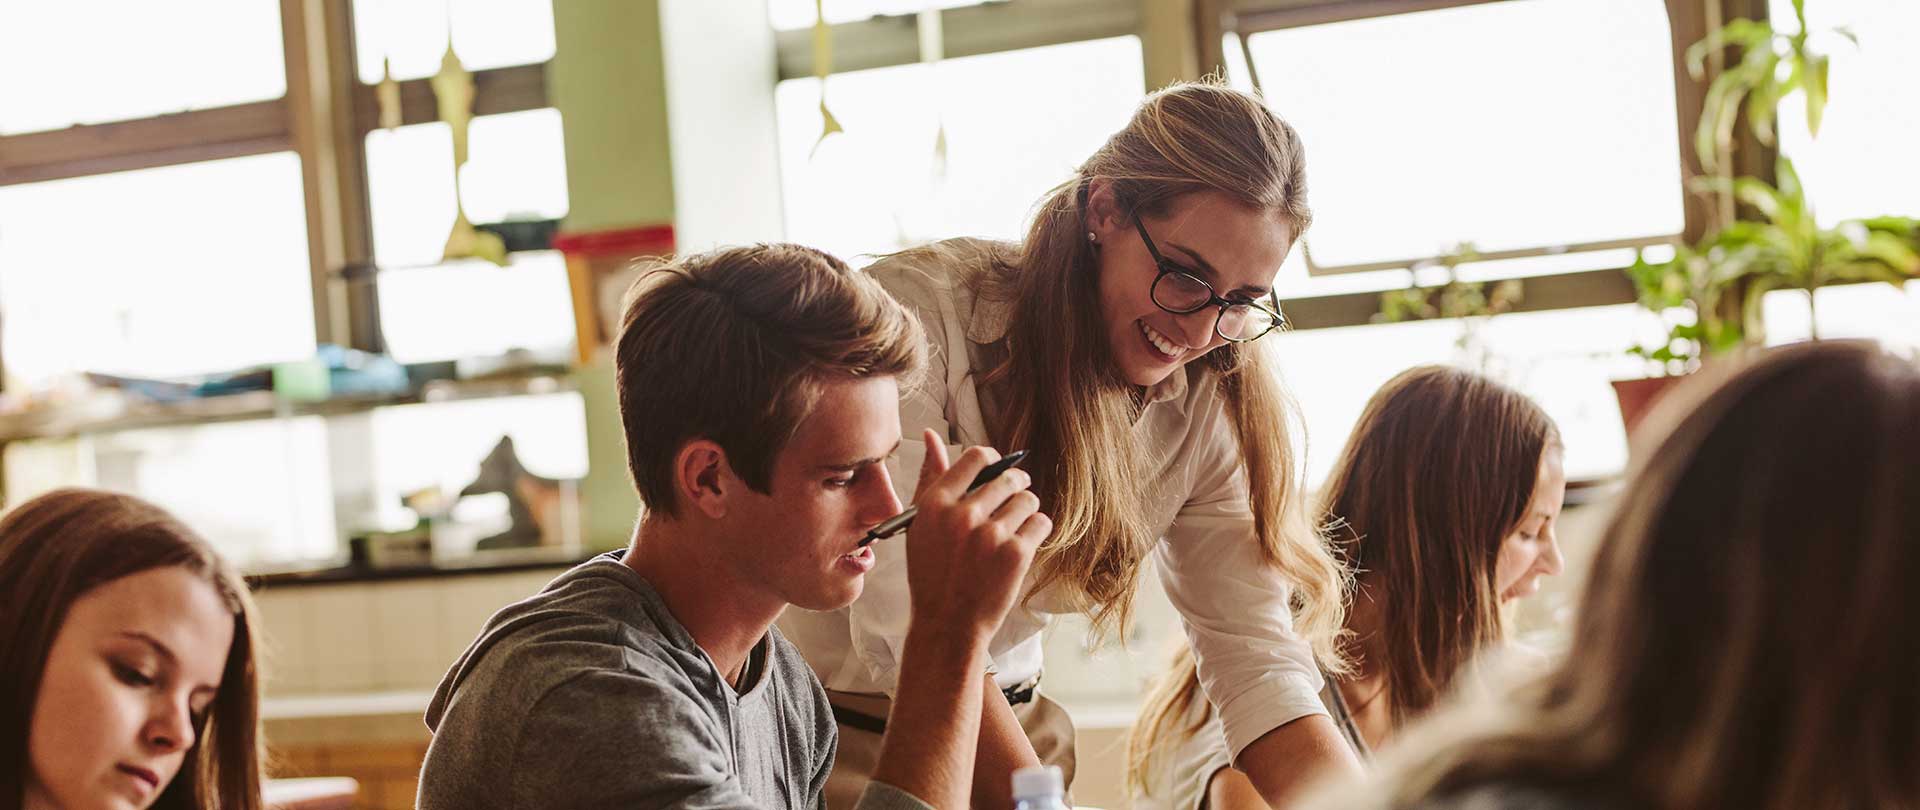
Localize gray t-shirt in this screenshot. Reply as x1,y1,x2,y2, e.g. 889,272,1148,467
417,552,928,810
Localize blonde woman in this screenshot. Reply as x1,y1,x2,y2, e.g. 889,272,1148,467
1308,341,1920,810
781,80,1353,808
1128,366,1568,810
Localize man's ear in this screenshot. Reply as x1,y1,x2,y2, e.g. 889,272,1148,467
674,439,732,520
1083,176,1128,244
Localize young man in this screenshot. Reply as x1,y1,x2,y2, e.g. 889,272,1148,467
417,244,1051,809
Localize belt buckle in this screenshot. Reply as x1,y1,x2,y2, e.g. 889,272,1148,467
1001,672,1042,706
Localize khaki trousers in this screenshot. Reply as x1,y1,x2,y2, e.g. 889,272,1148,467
822,688,1078,810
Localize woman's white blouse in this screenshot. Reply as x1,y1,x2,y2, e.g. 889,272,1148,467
778,241,1328,758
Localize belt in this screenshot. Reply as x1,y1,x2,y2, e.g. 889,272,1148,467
831,672,1043,735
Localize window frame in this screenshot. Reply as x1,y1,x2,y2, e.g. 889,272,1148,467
1207,0,1772,327
0,0,556,364
768,0,1773,330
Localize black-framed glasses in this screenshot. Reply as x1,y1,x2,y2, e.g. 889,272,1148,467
1131,216,1287,343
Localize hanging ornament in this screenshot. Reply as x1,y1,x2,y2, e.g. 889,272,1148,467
376,55,403,131
809,0,843,159
431,25,507,266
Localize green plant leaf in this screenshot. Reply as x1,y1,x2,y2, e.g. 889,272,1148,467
1775,156,1806,207
1686,17,1776,78
1697,175,1788,222
1697,70,1748,171
1852,230,1920,275
1746,62,1791,146
1627,251,1691,311
1805,53,1830,137
1694,47,1774,171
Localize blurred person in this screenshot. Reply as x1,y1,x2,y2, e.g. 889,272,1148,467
1306,341,1920,810
1129,365,1566,810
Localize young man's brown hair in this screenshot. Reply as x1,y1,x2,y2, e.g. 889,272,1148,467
615,243,925,516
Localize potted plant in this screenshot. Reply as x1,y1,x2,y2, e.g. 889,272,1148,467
1618,159,1920,429
1615,0,1919,431
1376,242,1524,373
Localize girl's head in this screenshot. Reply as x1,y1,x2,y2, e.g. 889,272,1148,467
1329,341,1920,810
1126,366,1560,793
0,489,262,810
978,79,1343,659
1323,366,1564,723
1077,80,1312,388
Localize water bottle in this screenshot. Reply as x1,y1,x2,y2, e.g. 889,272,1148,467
1011,765,1068,810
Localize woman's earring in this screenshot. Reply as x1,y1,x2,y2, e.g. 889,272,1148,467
1086,231,1098,244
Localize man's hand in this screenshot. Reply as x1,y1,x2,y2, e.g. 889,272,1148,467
905,429,1053,642
868,432,1055,810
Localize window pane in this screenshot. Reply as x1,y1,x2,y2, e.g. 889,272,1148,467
1274,304,1663,485
3,418,339,571
1771,0,1920,224
776,37,1144,261
1761,281,1920,355
0,0,286,134
1247,0,1685,269
768,0,990,31
1220,34,1256,95
0,153,317,387
354,0,556,83
366,393,589,555
376,251,577,364
365,108,569,268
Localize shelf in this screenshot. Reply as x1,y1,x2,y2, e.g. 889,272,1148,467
246,547,599,589
0,371,577,444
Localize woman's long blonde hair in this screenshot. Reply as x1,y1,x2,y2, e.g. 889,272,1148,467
1126,367,1559,795
947,80,1346,656
1312,341,1920,810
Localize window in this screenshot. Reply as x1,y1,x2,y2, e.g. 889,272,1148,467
351,0,556,83
0,0,286,134
3,418,339,570
776,36,1145,261
767,0,994,31
1243,0,1685,278
0,153,318,387
365,392,589,555
375,252,577,364
1757,0,1920,355
1217,0,1704,483
364,107,571,267
1772,0,1920,224
362,107,573,362
0,0,579,573
1761,283,1920,355
1272,303,1654,485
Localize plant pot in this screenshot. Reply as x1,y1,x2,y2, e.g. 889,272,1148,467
1611,375,1688,438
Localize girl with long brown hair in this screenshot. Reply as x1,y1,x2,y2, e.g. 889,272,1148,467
0,488,263,810
1308,341,1920,810
1127,365,1567,810
780,79,1355,808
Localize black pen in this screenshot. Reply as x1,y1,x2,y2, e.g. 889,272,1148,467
857,450,1029,547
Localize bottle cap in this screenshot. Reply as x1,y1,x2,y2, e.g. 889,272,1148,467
1011,765,1064,800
